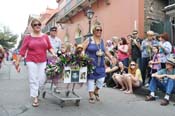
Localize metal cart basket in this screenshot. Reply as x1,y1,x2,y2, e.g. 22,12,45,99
43,61,87,107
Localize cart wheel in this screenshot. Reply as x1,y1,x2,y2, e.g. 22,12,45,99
65,91,70,97
42,91,46,98
60,100,65,108
75,100,80,106
54,88,61,94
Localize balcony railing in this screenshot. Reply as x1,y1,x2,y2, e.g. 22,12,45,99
42,13,58,33
42,0,86,33
42,0,98,33
55,0,86,22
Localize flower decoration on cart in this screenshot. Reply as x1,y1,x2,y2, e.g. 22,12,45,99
45,45,95,79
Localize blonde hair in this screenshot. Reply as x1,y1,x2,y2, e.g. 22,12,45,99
92,24,102,34
146,30,154,36
112,36,119,42
61,42,72,53
128,61,138,76
0,45,4,51
30,18,41,28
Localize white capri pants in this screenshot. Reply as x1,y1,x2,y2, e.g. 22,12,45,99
26,62,46,97
87,77,105,92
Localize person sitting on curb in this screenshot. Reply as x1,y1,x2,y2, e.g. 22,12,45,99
145,54,175,106
124,61,142,94
112,61,128,90
105,57,118,88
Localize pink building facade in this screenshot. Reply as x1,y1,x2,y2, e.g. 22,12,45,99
43,0,144,43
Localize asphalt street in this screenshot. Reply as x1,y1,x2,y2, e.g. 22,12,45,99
0,61,175,116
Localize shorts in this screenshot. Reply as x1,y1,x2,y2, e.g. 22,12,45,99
87,77,105,92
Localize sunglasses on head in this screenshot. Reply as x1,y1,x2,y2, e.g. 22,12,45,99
96,29,102,32
33,23,41,27
130,64,136,66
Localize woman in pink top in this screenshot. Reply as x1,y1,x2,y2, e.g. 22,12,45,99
15,18,56,107
117,37,129,67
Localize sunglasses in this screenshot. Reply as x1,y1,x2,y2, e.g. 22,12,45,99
51,29,57,31
130,64,136,66
96,29,102,32
132,33,138,35
33,23,41,27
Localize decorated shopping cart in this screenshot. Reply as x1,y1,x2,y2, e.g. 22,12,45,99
43,51,94,107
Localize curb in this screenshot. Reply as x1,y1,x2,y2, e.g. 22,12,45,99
133,86,175,101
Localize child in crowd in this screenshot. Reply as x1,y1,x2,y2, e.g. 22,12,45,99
147,45,161,87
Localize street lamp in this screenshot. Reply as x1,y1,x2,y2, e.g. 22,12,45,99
86,7,94,37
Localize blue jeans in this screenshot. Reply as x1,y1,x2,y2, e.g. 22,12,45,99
149,77,175,95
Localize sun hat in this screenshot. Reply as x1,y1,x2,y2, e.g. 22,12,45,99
166,54,175,66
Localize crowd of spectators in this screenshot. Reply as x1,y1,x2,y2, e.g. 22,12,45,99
104,30,175,106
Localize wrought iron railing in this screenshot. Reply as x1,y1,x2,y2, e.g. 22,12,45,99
42,0,86,33
55,0,86,21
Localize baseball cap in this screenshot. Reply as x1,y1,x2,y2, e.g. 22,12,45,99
50,26,57,31
132,30,138,35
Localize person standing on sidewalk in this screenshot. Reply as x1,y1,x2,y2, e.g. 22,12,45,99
48,26,61,53
15,18,57,107
130,30,142,66
0,45,5,69
47,26,61,63
82,24,115,103
140,30,155,85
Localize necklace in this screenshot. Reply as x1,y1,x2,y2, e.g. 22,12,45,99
94,38,104,66
94,38,104,56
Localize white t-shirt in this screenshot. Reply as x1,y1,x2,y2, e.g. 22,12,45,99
49,36,61,53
